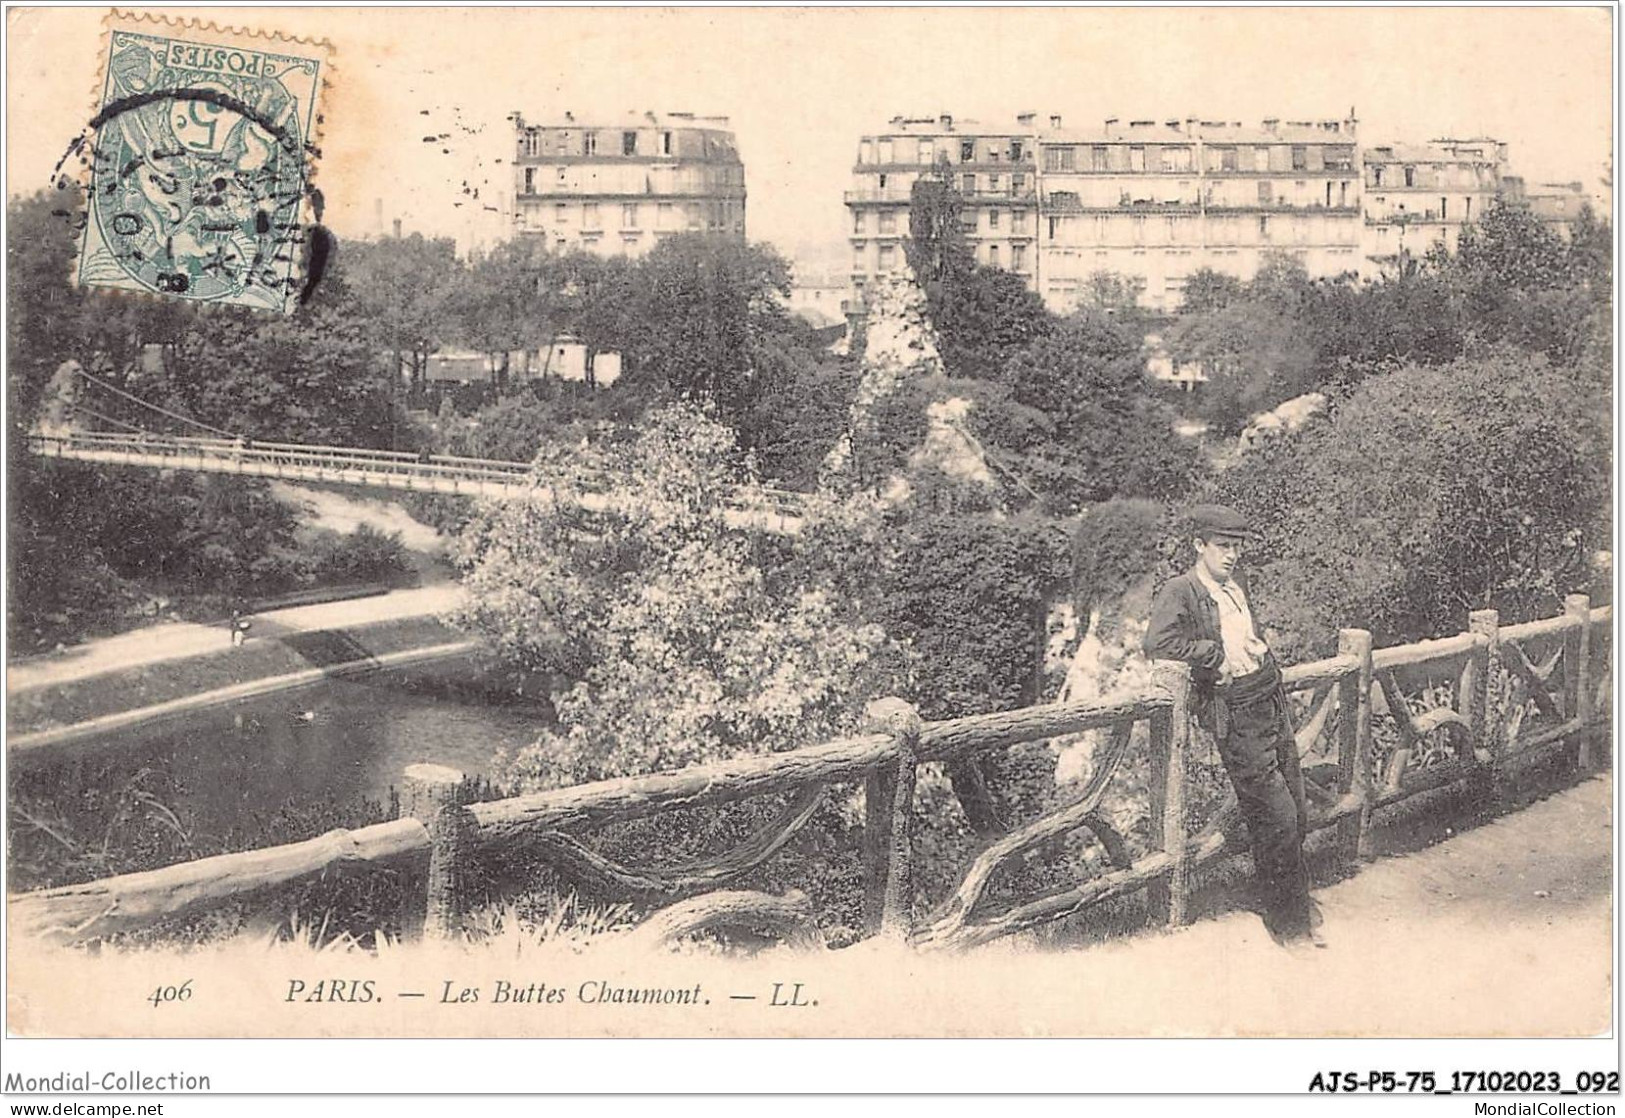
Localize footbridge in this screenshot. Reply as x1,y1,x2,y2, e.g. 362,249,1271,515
25,430,805,534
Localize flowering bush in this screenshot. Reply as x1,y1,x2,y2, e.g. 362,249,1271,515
450,403,910,790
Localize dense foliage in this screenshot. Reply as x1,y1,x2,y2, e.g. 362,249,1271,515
450,404,908,788
1205,352,1609,657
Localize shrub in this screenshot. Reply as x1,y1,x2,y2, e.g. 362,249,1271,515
310,524,414,586
1205,352,1609,657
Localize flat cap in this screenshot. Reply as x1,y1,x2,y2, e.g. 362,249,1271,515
1187,503,1252,540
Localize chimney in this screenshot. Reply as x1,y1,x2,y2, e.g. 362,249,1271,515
392,217,402,239
1262,117,1280,134
1166,119,1181,131
1049,114,1063,129
564,110,574,123
1104,116,1119,137
940,113,953,130
1017,111,1036,127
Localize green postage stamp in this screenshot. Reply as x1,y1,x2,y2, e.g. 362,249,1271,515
76,11,331,313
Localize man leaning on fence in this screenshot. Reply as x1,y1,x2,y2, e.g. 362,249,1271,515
1143,504,1325,949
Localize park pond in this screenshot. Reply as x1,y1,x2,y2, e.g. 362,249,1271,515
8,659,550,893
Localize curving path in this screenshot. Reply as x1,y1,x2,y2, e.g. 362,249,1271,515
6,584,464,694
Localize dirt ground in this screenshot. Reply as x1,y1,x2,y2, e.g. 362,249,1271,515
1027,772,1613,1036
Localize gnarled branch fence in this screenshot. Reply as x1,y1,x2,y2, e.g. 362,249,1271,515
11,597,1613,950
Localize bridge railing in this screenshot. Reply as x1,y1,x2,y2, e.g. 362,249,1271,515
9,586,1611,949
25,432,810,524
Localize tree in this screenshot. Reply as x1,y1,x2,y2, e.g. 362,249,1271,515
340,234,462,396
904,175,1054,382
1204,351,1610,656
450,238,560,384
449,403,907,787
1081,270,1148,318
156,296,400,448
1178,268,1246,315
903,174,975,289
1166,299,1320,434
982,316,1193,506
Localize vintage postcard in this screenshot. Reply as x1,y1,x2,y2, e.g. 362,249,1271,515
3,3,1615,1098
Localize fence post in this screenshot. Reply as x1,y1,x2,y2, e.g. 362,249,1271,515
400,763,470,941
860,698,922,940
1467,609,1501,783
1564,594,1593,770
1335,629,1374,864
1147,662,1192,927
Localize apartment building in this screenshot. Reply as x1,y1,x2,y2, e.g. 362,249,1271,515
512,111,746,256
1036,116,1362,312
1502,176,1593,237
844,112,1588,315
847,114,1041,310
1362,138,1505,271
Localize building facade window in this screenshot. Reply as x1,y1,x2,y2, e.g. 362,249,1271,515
962,173,976,193
1403,165,1416,187
555,202,569,224
989,209,1001,229
622,131,638,156
853,210,866,234
961,139,976,162
1011,209,1027,231
1012,172,1026,194
878,244,897,270
878,210,897,234
1254,147,1270,172
584,132,598,156
1009,140,1024,161
1258,180,1274,205
621,203,639,228
1091,145,1109,171
860,139,873,164
661,131,673,155
1129,146,1145,172
1291,145,1307,171
988,244,1000,266
989,173,1002,194
878,139,893,163
1012,244,1026,270
1164,146,1192,173
584,203,601,229
918,139,934,164
523,167,535,193
853,245,867,271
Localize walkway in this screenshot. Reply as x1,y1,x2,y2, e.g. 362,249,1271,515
6,584,464,694
990,774,1613,1036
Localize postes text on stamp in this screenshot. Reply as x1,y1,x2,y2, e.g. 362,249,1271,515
77,12,330,313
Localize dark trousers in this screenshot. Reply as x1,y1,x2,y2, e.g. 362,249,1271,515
1215,662,1314,941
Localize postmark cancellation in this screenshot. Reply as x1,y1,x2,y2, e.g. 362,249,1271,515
76,11,331,313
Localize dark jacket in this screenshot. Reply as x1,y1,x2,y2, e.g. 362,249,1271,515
1143,567,1271,732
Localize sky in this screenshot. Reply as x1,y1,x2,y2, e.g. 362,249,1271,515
6,6,1614,273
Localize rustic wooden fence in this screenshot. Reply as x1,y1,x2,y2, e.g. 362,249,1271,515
11,597,1612,951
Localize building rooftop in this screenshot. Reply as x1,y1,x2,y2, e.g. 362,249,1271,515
1364,139,1505,163
512,110,734,131
1042,118,1357,145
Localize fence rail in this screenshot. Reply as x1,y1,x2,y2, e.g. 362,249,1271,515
10,598,1613,949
